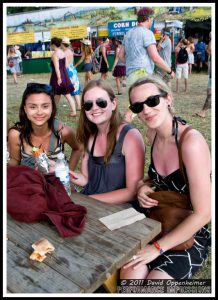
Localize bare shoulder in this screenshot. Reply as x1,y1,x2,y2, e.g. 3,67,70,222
118,124,144,146
8,128,20,140
180,127,210,155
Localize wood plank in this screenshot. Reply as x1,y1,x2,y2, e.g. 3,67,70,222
7,216,141,293
7,239,81,293
7,193,161,293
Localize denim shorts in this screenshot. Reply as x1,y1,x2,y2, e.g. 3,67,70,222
83,63,93,72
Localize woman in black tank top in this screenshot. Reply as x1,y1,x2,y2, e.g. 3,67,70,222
120,75,211,280
69,79,145,204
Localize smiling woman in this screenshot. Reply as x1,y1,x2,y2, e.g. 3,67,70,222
120,75,211,281
69,79,145,205
7,82,82,172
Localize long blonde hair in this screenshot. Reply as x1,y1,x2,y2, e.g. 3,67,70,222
76,79,122,164
81,44,93,58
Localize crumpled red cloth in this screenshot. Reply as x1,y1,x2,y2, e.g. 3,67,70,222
7,165,87,237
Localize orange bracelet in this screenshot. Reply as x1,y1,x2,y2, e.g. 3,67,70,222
153,241,165,255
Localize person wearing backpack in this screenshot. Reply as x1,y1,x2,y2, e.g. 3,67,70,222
175,38,190,94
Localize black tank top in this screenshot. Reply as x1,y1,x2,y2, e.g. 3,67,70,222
82,124,135,195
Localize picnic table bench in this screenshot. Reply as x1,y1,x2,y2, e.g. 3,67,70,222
7,192,161,294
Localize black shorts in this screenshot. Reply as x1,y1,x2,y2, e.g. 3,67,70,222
147,226,211,279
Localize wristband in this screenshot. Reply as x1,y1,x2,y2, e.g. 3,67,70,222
153,241,165,255
167,68,173,75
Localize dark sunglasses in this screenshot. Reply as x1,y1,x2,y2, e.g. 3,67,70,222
129,92,167,114
26,83,53,93
83,98,108,111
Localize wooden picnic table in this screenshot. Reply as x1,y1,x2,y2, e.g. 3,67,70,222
7,192,161,294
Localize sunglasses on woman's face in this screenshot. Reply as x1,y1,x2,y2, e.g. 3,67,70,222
129,92,167,114
83,98,108,111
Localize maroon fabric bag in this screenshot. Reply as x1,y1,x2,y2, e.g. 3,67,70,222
7,165,87,237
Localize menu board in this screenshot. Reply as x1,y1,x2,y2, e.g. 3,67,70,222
50,25,87,40
7,31,35,45
31,51,53,58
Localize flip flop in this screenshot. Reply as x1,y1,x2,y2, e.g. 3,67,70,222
195,113,205,118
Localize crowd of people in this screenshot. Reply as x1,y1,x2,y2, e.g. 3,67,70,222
7,6,212,287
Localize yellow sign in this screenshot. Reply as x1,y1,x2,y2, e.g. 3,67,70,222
50,26,87,40
154,33,161,41
7,31,35,45
98,29,108,37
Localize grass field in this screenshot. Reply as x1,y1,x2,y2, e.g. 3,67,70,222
6,70,212,280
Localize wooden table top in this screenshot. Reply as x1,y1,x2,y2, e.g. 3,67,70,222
7,192,161,294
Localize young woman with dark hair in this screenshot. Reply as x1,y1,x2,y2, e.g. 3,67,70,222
7,83,82,171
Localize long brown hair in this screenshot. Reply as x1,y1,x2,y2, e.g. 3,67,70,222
9,83,57,147
76,79,122,164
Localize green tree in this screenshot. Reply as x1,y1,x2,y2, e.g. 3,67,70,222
7,7,58,15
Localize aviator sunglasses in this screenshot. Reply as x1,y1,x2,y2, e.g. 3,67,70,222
129,92,167,114
83,98,108,111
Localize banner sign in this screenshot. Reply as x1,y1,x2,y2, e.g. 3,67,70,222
108,19,155,37
98,29,108,37
7,31,35,45
50,25,87,40
108,20,137,37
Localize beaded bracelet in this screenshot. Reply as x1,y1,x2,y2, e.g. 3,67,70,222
153,241,165,255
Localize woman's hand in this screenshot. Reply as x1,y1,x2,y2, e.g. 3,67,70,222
137,185,158,208
123,244,160,270
57,77,62,86
69,170,88,187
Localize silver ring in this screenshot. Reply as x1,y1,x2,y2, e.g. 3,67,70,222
132,255,137,260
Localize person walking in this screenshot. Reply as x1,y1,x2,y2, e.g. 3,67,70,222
7,46,20,84
49,37,77,117
187,37,195,74
74,39,93,86
99,37,110,80
195,37,206,73
175,38,190,94
61,37,81,111
195,32,212,118
156,28,172,86
119,7,174,88
111,39,126,95
15,45,23,75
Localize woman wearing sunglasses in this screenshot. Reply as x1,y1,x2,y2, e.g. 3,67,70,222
120,75,211,280
7,83,82,172
69,79,145,204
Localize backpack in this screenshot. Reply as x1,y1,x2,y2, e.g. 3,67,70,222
94,45,101,60
177,47,188,64
91,54,101,74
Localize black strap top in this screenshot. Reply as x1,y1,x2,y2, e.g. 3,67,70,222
148,117,190,194
82,124,135,195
